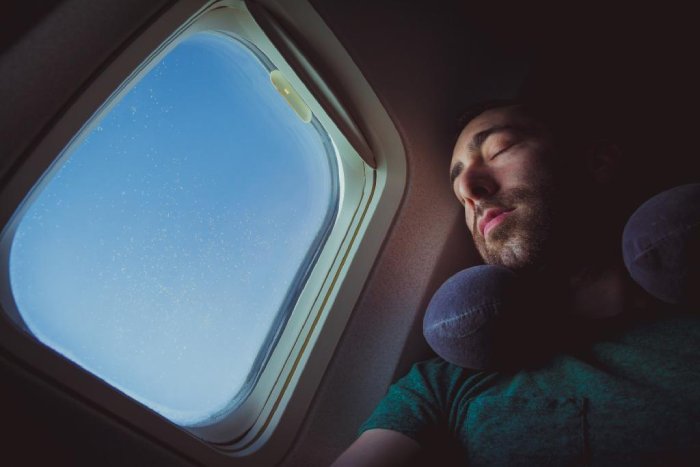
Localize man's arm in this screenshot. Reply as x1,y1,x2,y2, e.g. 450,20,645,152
332,429,424,467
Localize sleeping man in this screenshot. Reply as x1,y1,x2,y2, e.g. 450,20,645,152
333,100,700,466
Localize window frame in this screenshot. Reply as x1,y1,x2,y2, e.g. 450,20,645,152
0,0,406,464
176,8,371,443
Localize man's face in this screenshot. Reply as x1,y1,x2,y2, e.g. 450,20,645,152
450,105,561,271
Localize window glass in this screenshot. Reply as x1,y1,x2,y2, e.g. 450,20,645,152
4,31,338,426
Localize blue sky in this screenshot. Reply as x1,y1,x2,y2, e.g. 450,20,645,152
7,32,337,426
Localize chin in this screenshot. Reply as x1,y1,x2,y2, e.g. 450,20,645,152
481,229,549,272
489,244,536,271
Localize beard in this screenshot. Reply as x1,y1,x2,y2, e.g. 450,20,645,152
472,185,558,273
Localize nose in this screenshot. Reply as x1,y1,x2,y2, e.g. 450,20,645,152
455,161,499,209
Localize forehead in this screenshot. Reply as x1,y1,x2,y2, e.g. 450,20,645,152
452,105,543,161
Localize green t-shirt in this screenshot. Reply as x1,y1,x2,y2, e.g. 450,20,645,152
360,311,700,466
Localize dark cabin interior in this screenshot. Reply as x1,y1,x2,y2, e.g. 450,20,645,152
1,1,697,465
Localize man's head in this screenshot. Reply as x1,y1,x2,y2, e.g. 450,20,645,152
450,101,620,273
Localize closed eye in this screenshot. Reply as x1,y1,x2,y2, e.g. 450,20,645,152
488,136,523,160
490,144,514,160
484,131,521,160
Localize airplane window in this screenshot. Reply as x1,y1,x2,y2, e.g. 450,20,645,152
2,31,338,427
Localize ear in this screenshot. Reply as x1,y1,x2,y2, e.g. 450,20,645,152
587,141,621,184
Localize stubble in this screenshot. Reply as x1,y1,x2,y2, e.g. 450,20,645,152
472,186,555,272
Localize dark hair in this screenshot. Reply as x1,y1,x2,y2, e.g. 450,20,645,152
454,96,615,151
455,98,522,137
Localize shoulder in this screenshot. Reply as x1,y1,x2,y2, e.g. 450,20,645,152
359,357,494,431
394,357,500,409
400,357,478,389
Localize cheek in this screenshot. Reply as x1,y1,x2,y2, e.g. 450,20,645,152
502,155,554,192
464,208,476,234
468,212,481,238
504,140,552,172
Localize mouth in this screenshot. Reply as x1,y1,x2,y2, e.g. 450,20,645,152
478,208,515,237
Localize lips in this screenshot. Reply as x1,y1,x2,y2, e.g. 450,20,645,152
478,208,515,237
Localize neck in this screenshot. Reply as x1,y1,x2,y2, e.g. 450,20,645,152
532,220,653,319
566,256,654,319
568,261,626,318
552,201,646,318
